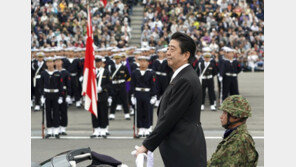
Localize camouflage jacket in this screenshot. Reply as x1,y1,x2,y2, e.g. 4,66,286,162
207,124,259,167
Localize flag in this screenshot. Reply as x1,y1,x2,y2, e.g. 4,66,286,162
82,6,98,117
101,0,107,7
125,59,131,92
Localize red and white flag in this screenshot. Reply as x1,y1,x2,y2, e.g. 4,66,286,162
101,0,107,7
82,6,98,117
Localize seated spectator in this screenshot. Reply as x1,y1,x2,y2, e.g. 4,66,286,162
31,0,133,49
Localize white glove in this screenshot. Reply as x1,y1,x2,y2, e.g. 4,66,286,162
219,76,223,82
58,97,63,104
108,97,112,106
131,96,136,105
79,76,83,82
131,145,147,166
66,96,71,103
131,145,147,156
97,86,102,93
150,96,157,105
41,96,45,105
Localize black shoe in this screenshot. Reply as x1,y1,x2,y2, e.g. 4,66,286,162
60,132,67,136
106,132,110,136
90,134,101,138
54,134,60,139
45,134,52,139
90,135,98,138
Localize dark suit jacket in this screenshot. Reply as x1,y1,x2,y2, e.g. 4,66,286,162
143,65,207,167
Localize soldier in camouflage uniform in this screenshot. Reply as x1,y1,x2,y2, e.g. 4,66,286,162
207,95,258,167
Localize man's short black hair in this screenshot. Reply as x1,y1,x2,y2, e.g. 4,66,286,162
95,58,102,62
171,32,196,63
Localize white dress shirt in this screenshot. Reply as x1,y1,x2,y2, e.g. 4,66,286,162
158,59,164,64
38,61,43,67
115,63,122,69
140,70,146,76
204,61,210,68
170,63,189,83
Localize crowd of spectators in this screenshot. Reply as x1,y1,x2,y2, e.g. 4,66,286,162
31,0,133,49
141,0,264,71
31,0,264,72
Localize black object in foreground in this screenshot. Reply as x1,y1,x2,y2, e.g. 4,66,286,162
32,148,123,167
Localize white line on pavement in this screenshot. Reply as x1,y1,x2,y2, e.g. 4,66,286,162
31,136,264,140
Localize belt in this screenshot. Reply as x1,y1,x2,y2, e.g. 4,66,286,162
112,79,125,84
70,73,77,76
225,73,237,77
135,87,151,92
35,75,41,79
156,71,167,76
44,89,59,93
201,75,213,79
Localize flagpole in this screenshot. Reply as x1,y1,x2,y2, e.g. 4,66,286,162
82,4,98,118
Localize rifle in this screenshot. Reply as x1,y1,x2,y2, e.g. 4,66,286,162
219,77,223,105
133,101,139,139
41,103,45,139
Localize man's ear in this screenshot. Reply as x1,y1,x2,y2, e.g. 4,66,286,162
183,51,190,61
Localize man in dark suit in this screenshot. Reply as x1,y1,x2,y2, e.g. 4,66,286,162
135,32,207,167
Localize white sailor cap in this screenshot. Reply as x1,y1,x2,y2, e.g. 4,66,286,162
127,46,136,50
202,47,212,52
140,47,149,51
63,48,71,51
36,52,45,57
222,47,235,52
43,48,51,52
54,55,64,60
112,53,122,59
157,47,167,53
74,48,83,52
95,55,103,59
96,48,106,52
138,56,150,60
111,48,121,52
120,48,127,52
45,57,55,61
203,52,211,58
133,50,142,54
95,55,103,61
31,48,39,52
120,52,127,57
52,47,60,52
105,47,115,51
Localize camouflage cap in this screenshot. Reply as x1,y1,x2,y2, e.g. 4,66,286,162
219,95,252,118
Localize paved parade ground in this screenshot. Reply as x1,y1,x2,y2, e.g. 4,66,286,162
31,72,264,166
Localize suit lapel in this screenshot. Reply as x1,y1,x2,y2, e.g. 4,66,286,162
157,65,192,116
170,65,192,85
